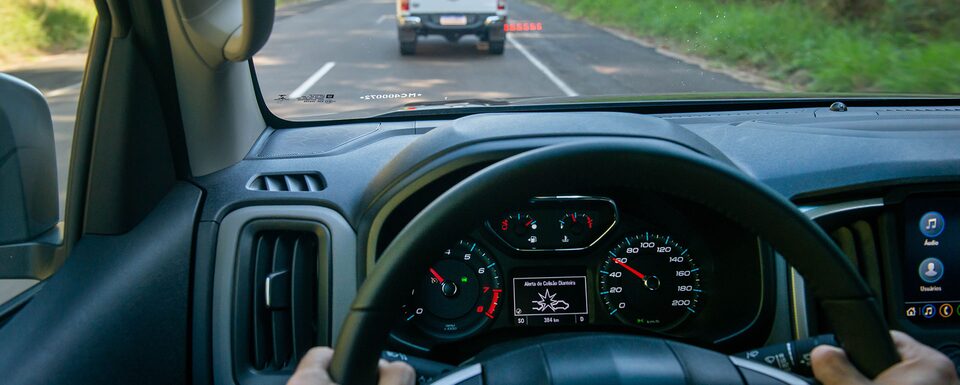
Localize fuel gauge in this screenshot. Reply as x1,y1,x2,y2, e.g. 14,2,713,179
494,213,541,247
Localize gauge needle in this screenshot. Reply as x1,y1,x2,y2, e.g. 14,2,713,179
612,258,645,279
429,268,445,283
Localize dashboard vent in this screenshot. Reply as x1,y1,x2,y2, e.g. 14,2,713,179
248,231,318,370
805,208,887,334
248,172,326,192
828,219,885,308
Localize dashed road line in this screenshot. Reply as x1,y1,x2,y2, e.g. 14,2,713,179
289,61,337,98
44,82,82,98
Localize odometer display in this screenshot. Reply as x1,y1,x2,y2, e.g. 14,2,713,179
599,233,702,330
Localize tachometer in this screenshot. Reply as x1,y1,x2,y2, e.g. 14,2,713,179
401,240,503,340
598,233,701,330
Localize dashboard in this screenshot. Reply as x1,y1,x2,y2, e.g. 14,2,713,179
385,194,771,357
182,106,960,384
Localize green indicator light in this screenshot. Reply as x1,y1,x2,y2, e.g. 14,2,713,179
460,276,468,283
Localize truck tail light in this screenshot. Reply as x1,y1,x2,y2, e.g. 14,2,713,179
497,0,505,10
401,0,410,12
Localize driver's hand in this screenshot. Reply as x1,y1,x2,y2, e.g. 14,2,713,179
287,347,415,385
812,330,959,385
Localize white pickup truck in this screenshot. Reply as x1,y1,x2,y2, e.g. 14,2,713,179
396,0,507,55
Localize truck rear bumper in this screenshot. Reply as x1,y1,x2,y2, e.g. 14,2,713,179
398,13,506,41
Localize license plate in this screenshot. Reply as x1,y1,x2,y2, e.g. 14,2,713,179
439,15,468,26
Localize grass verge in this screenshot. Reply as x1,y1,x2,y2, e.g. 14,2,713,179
0,0,96,65
530,0,960,93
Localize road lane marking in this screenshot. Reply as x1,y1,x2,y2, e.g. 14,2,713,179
376,14,393,24
45,82,82,98
506,35,578,97
289,61,337,98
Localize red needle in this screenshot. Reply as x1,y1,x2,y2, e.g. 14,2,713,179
612,258,645,279
429,268,444,283
524,219,533,227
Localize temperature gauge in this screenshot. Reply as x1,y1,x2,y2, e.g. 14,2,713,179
558,212,595,245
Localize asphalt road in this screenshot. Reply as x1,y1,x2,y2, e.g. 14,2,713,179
255,0,757,120
3,0,759,217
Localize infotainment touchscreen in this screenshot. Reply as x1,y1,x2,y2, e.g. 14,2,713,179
902,195,959,324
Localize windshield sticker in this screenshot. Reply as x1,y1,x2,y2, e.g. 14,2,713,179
274,93,335,104
359,93,423,101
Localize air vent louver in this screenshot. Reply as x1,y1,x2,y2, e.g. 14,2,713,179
828,218,885,312
248,173,325,192
249,231,318,370
805,210,888,335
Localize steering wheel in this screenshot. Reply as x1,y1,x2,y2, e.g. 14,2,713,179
330,139,900,384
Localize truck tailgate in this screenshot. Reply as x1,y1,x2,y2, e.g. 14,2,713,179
410,0,498,14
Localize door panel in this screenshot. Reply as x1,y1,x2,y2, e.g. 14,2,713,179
0,183,201,385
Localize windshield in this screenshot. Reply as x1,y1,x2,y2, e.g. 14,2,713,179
254,0,960,121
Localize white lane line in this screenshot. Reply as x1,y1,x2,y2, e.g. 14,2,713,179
289,61,336,98
44,82,82,98
506,34,578,97
376,14,393,24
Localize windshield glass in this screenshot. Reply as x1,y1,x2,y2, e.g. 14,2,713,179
254,0,960,121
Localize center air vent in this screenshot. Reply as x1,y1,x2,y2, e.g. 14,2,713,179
828,218,885,308
804,206,886,334
248,172,326,192
247,230,319,371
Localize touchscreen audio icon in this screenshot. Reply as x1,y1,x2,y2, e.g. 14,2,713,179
919,211,945,238
922,304,936,319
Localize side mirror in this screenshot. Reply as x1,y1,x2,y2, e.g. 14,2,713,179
175,0,276,67
0,73,58,245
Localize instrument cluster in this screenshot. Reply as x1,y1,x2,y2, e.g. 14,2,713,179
390,196,766,353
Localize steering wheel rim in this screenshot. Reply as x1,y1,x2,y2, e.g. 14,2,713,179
331,138,899,383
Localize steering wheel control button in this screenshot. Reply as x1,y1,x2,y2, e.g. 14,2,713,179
919,211,945,238
919,257,944,283
922,304,937,319
737,334,838,377
940,304,954,319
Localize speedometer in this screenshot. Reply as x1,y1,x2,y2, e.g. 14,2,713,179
598,233,702,330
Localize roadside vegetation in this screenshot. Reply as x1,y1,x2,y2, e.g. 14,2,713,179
0,0,96,64
531,0,960,93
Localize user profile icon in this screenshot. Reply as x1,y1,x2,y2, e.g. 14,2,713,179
919,257,944,284
919,211,945,238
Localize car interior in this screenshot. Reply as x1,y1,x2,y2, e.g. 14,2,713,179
0,0,959,384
